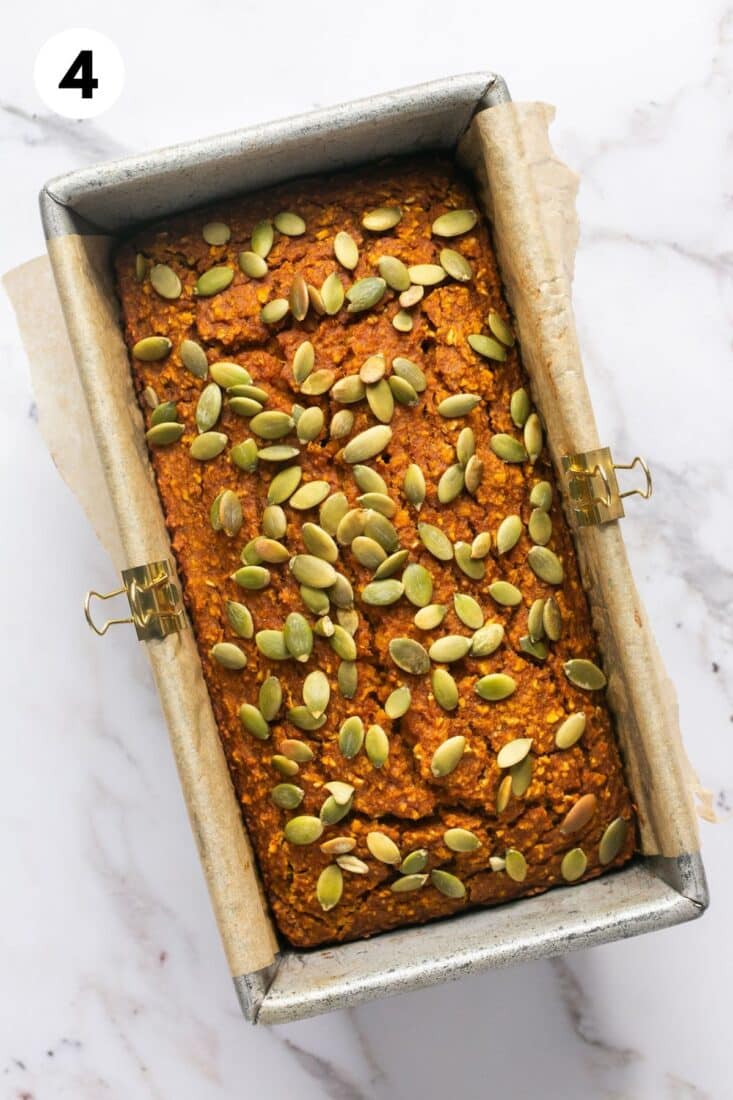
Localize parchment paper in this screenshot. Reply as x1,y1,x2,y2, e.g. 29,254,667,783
3,102,710,983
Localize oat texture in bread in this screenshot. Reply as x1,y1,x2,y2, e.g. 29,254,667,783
115,157,636,948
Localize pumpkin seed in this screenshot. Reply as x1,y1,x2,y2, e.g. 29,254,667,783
210,641,246,670
259,676,283,721
391,874,428,893
418,523,453,561
467,333,507,362
334,230,359,270
233,565,270,591
294,406,323,443
321,836,355,856
361,579,404,606
315,615,335,638
392,309,413,332
202,220,230,246
407,264,445,286
329,625,356,661
496,775,513,813
289,480,331,511
497,737,533,769
332,374,366,404
330,409,354,439
378,255,411,291
329,573,355,608
255,629,290,660
266,464,302,503
438,393,480,418
432,209,478,237
505,849,527,882
453,593,483,630
240,539,263,565
362,206,401,231
143,385,160,409
365,724,390,767
250,219,274,257
228,396,263,418
524,413,543,463
272,755,299,777
239,703,270,740
351,535,386,570
342,424,392,463
454,542,485,580
432,667,458,711
444,828,480,852
339,715,364,758
560,793,598,835
366,830,401,864
301,522,338,564
239,250,268,278
282,613,312,663
400,849,428,875
150,263,182,299
258,445,300,462
357,354,385,385
210,362,251,389
510,387,531,427
527,546,564,585
337,855,369,875
470,531,492,559
527,599,546,642
230,438,258,472
414,603,447,631
285,816,323,845
324,780,354,806
190,431,227,461
430,869,466,898
440,248,472,282
529,508,552,545
335,507,366,547
464,454,484,496
470,622,504,657
555,713,586,751
218,490,242,537
226,600,254,639
320,492,349,535
429,634,472,663
289,554,336,590
292,340,314,385
321,271,345,314
496,515,523,555
399,284,424,308
456,427,475,467
346,276,387,312
274,211,305,236
438,463,465,503
271,783,304,810
337,607,359,635
430,735,466,777
133,335,171,361
564,658,607,690
490,434,527,463
260,298,289,324
389,637,430,675
357,492,397,518
392,356,426,392
320,794,353,824
475,673,517,701
385,685,411,719
252,537,289,564
289,274,309,321
488,581,522,608
402,563,433,608
288,705,326,732
561,848,587,883
488,310,515,347
530,481,553,511
510,756,532,796
193,384,220,433
543,597,562,641
389,374,419,405
403,464,426,509
366,378,394,424
196,265,233,297
298,584,327,616
135,253,147,281
374,549,409,579
146,422,184,446
599,817,628,864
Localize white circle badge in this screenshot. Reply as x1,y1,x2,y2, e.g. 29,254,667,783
34,29,124,119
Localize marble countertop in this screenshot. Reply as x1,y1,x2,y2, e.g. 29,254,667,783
1,1,730,1096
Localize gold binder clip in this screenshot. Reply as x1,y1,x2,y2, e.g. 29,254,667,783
561,447,652,527
84,559,186,641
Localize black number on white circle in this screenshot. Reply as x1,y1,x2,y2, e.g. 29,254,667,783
58,49,99,99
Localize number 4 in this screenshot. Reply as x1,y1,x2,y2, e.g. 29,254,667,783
58,50,99,99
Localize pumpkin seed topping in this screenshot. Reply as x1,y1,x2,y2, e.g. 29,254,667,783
432,209,477,237
497,737,533,769
440,248,473,282
346,276,387,313
320,793,352,824
210,641,247,670
362,206,402,232
239,703,270,740
150,263,182,300
511,756,533,797
528,546,564,585
402,563,433,608
490,433,528,463
430,735,466,777
505,849,527,882
255,629,289,660
530,480,553,511
444,828,480,852
389,375,419,405
374,549,409,579
202,221,230,246
408,263,446,287
366,378,395,424
432,667,459,711
292,340,315,385
303,669,330,718
468,333,507,362
361,578,404,606
339,715,365,758
251,220,274,258
296,406,325,442
135,253,147,281
400,849,428,875
146,422,184,446
385,685,412,719
490,856,506,872
510,388,531,428
260,298,289,324
210,362,250,388
196,265,234,297
399,284,424,309
496,514,523,555
321,271,345,314
302,522,339,563
330,624,357,660
365,724,390,767
392,357,426,391
271,783,304,810
389,637,430,676
529,508,552,545
404,464,426,509
560,793,598,835
564,658,607,690
392,310,413,332
190,431,228,461
561,848,587,883
470,622,504,657
599,817,628,864
418,523,453,561
488,581,522,607
527,599,546,642
239,251,268,278
391,874,428,893
543,596,562,641
496,775,513,813
471,532,492,559
230,439,259,472
524,413,543,463
378,255,411,291
272,755,299,777
289,480,331,510
464,454,484,496
274,211,306,236
342,424,392,464
338,855,370,875
316,864,344,911
133,335,172,361
289,274,309,321
438,393,481,418
366,830,401,864
438,464,465,503
267,465,302,503
430,869,466,898
429,635,472,663
290,554,337,588
475,673,517,701
456,427,475,467
454,542,484,580
488,310,515,347
228,397,263,418
334,230,359,270
555,712,586,749
226,600,254,639
258,677,283,721
321,836,356,856
331,409,355,439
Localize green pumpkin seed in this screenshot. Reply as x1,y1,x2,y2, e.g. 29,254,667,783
329,625,357,661
438,463,465,503
374,549,409,579
330,409,354,439
146,422,184,446
258,445,300,462
194,383,221,433
260,298,289,324
505,849,527,882
315,615,335,638
300,369,336,396
331,375,366,404
527,546,564,585
359,354,386,384
292,340,314,384
226,600,254,639
324,782,355,810
378,255,411,291
203,220,230,245
475,673,517,701
524,413,543,463
400,849,428,875
239,703,270,740
274,211,305,236
342,424,392,463
362,206,401,232
392,356,426,392
496,515,523,555
464,454,484,497
352,535,386,570
255,629,290,660
329,573,355,609
301,522,339,564
230,438,258,472
391,873,428,893
178,338,208,378
283,613,313,662
418,523,453,562
337,854,369,875
233,565,270,590
440,248,472,282
399,284,424,308
453,593,483,630
251,537,289,563
510,755,532,796
389,374,419,404
497,737,533,769
389,637,430,675
438,393,480,418
403,464,426,509
239,250,268,278
337,607,359,636
135,253,147,281
365,723,390,767
527,599,546,642
346,276,387,313
289,274,309,321
258,676,283,721
430,735,466,777
414,603,447,631
471,531,492,559
320,793,353,824
228,396,263,418
385,685,411,719
322,836,356,856
150,263,182,299
284,816,323,845
309,285,326,314
251,219,274,258
208,362,249,389
456,427,475,468
339,716,364,758
321,271,345,314
357,492,397,518
196,265,233,297
560,793,598,835
295,406,324,443
496,775,513,813
267,464,302,503
289,555,336,590
361,579,404,606
530,480,553,511
432,667,459,711
555,712,586,751
210,641,246,670
271,783,304,810
289,480,330,511
430,869,466,899
402,563,433,608
133,335,171,361
272,755,299,777
218,490,242,536
452,542,482,580
510,387,531,428
320,492,349,535
432,208,478,237
564,658,607,691
490,434,527,463
543,596,562,642
488,581,522,607
470,622,504,657
288,705,326,731
392,309,413,333
366,831,401,864
365,378,394,424
599,817,628,864
408,263,445,287
444,828,480,853
529,508,552,545
239,539,262,567
334,230,359,270
429,635,472,663
190,431,227,460
467,333,507,362
488,309,515,347
561,848,587,883
280,738,313,764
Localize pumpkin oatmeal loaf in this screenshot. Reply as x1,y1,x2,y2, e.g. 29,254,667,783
115,156,636,948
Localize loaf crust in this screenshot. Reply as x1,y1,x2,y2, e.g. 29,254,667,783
115,158,636,948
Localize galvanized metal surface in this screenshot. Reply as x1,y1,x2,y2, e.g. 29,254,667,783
40,71,708,1026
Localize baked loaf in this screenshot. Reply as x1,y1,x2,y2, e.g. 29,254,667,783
115,157,636,948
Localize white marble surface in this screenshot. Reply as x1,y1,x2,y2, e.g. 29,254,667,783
1,1,731,1096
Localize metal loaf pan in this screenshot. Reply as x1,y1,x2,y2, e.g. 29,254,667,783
39,71,708,1025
